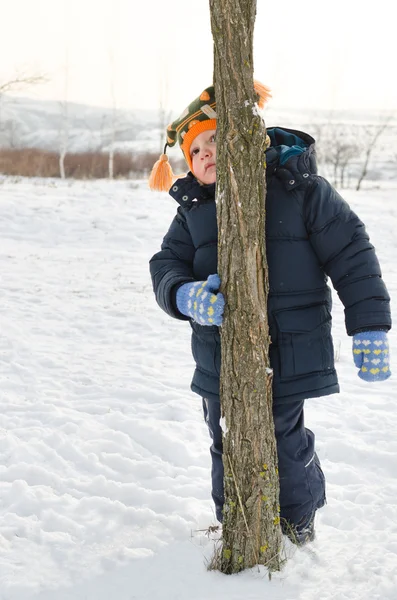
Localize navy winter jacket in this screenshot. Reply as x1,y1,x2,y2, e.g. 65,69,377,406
149,127,391,404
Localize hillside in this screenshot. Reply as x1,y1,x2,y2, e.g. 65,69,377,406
0,95,162,154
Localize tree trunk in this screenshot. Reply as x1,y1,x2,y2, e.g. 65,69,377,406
109,145,114,179
210,0,282,575
59,62,68,180
59,148,66,180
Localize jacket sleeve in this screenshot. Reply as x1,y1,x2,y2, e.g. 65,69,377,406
304,176,391,335
149,207,196,320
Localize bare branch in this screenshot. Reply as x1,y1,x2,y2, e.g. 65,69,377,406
0,74,49,95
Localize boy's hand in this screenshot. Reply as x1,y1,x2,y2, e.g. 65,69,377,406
176,274,224,326
352,331,391,381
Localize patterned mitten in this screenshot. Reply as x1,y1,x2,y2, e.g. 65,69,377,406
176,274,224,326
353,331,391,381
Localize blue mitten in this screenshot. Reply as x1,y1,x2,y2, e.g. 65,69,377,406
353,331,391,381
176,274,224,326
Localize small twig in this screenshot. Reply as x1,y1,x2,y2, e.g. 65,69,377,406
193,525,221,537
226,452,250,534
225,453,273,569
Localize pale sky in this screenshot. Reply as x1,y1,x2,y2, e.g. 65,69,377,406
1,0,396,114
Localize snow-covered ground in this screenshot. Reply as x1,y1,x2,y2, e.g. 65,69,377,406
0,176,396,600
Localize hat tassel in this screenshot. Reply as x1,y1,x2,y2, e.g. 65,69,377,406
254,80,272,109
148,144,175,191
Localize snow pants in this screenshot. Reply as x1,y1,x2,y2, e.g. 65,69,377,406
202,397,326,525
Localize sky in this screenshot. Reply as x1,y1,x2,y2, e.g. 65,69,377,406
1,0,396,114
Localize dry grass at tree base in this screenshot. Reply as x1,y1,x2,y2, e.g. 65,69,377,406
0,148,185,179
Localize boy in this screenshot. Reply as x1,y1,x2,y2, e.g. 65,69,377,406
148,82,391,544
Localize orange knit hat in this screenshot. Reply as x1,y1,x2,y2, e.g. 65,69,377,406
149,80,271,191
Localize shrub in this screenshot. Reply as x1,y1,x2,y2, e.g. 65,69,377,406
0,148,186,179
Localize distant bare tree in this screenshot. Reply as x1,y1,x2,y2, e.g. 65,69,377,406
356,116,393,191
315,117,397,190
158,67,172,154
108,50,117,179
333,140,358,189
59,103,68,179
59,59,69,179
315,124,358,188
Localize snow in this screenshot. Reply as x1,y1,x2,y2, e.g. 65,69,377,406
0,176,396,600
219,416,228,435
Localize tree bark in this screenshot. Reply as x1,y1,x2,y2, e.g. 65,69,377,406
210,0,282,574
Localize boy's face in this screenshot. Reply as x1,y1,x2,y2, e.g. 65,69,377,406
190,128,217,185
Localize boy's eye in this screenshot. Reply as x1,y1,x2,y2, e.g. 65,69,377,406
191,148,199,156
210,134,216,142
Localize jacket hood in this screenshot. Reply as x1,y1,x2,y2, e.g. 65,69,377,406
265,127,318,186
267,127,315,149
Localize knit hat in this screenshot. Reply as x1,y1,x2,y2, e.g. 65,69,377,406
149,80,271,191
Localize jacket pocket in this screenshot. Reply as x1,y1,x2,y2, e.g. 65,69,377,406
191,323,220,377
274,303,334,379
